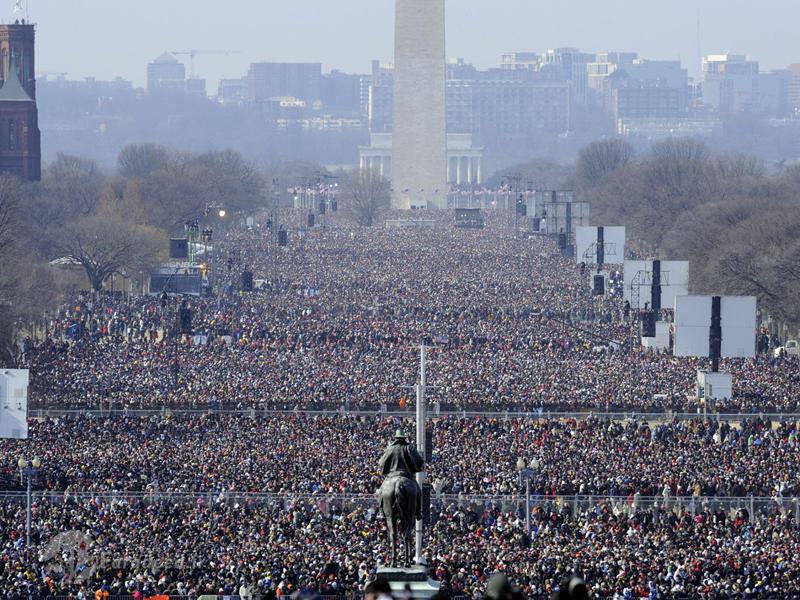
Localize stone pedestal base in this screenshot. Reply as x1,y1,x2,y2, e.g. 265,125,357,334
373,566,441,599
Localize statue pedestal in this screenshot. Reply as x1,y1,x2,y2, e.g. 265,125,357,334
373,566,441,599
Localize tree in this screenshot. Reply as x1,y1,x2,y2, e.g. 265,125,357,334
0,174,21,260
341,169,390,227
575,138,635,188
117,143,170,179
49,190,166,292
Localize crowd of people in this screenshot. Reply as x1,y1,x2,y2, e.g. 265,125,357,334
4,211,800,598
0,413,797,500
0,413,795,597
21,213,800,413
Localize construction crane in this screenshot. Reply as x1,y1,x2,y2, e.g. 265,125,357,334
170,50,243,78
37,72,67,81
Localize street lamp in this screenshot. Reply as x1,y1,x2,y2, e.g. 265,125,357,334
218,209,226,218
18,456,40,548
516,457,539,544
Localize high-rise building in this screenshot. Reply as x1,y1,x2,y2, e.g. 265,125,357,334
702,54,789,116
147,53,186,91
217,76,249,105
771,64,800,112
500,52,540,71
367,60,394,132
247,62,322,104
392,0,447,210
320,70,365,115
0,22,40,182
446,79,570,141
542,48,594,106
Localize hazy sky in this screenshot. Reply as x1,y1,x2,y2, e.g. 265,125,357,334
9,0,800,90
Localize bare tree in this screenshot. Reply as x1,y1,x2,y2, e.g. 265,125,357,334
49,188,167,293
651,137,710,162
575,138,635,187
117,143,170,179
0,174,21,260
341,169,390,227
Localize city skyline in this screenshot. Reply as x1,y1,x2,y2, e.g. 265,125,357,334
8,0,800,90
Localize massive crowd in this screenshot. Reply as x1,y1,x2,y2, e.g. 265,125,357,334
22,213,799,413
0,413,797,500
4,211,800,598
0,413,795,598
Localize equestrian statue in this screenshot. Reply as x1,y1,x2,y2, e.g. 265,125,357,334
377,429,424,568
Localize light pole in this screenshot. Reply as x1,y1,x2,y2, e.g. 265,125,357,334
18,456,40,548
516,457,539,544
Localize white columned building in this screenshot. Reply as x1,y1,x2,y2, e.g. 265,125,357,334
358,132,485,192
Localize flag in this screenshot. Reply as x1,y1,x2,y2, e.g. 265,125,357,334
14,1,22,12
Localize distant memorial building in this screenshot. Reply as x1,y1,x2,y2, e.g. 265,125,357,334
359,133,484,185
392,0,447,210
0,21,40,183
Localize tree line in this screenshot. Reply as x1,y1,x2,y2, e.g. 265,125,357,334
557,137,800,333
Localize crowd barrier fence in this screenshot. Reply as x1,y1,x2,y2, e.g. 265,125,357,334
2,490,794,525
28,406,800,423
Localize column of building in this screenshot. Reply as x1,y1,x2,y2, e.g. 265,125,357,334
448,155,483,185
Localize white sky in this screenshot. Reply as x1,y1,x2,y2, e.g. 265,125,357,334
10,0,800,89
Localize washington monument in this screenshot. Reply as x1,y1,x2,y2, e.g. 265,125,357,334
392,0,447,211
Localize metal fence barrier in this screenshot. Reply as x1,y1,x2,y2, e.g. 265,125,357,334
28,406,800,423
1,490,791,525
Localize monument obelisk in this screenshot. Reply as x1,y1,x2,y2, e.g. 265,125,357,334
392,0,447,211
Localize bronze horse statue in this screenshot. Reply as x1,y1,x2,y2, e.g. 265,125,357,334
378,429,424,568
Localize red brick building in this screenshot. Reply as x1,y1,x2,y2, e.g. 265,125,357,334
0,22,40,183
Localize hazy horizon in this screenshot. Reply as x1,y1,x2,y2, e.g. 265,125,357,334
9,0,800,91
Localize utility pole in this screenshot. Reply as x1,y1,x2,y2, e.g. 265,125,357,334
414,345,427,564
502,173,522,238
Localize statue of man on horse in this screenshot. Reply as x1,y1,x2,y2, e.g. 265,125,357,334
377,429,424,568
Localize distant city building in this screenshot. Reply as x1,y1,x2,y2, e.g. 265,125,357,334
278,116,364,132
368,57,571,141
0,22,40,182
587,52,639,95
500,52,540,71
247,62,322,103
772,64,800,112
447,79,570,140
368,60,394,132
702,54,790,116
217,76,248,104
369,84,393,132
184,77,206,96
147,53,185,91
611,80,685,121
541,48,594,106
320,69,365,115
617,117,722,138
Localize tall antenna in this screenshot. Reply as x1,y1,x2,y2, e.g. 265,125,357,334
696,7,701,77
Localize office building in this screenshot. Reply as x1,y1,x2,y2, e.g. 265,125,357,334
247,62,322,104
702,54,790,116
147,53,185,91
